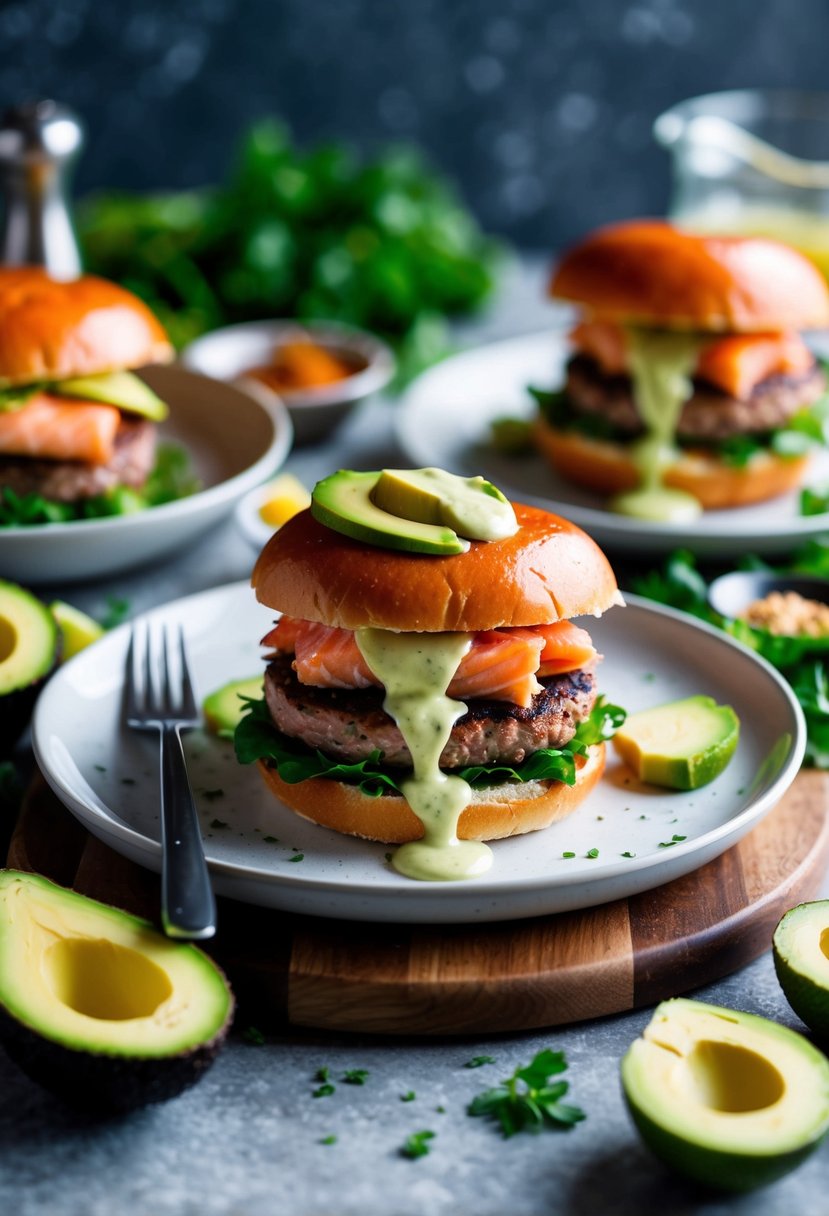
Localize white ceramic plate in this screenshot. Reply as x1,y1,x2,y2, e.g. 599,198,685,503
0,366,292,584
397,328,829,557
32,582,804,924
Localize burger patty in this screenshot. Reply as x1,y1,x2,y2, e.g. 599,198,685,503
0,417,156,503
565,354,826,441
264,654,597,769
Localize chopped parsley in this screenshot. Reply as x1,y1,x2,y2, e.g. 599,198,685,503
93,764,107,773
101,595,131,630
312,1083,335,1098
287,852,305,863
401,1091,416,1102
621,851,636,859
315,1067,330,1082
201,788,225,802
562,851,576,859
209,818,229,830
400,1130,435,1159
342,1069,369,1085
467,1049,585,1137
319,1135,337,1146
464,1056,495,1069
658,835,687,848
120,777,136,786
586,848,599,859
242,1026,265,1046
263,835,279,843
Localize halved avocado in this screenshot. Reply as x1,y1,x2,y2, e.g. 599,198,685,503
0,582,61,751
203,676,264,737
56,371,169,421
613,695,739,790
774,901,829,1039
312,469,469,555
0,870,234,1111
621,997,829,1191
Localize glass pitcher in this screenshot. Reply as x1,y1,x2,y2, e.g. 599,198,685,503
654,89,829,279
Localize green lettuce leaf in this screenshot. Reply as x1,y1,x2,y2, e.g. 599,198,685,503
234,694,625,793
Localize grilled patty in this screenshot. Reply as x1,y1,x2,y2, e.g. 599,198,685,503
0,416,156,502
264,654,597,769
565,354,826,441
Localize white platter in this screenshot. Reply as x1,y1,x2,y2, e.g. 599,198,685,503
397,328,829,557
0,366,292,584
31,581,804,924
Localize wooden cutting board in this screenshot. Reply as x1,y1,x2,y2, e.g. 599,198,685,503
8,769,829,1036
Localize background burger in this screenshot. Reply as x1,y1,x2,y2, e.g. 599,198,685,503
0,267,174,524
235,469,624,875
533,220,829,513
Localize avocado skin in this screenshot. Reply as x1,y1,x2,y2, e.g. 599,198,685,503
0,1002,232,1113
773,902,829,1040
622,1091,824,1192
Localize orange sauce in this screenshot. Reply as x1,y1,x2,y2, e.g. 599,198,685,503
246,340,358,395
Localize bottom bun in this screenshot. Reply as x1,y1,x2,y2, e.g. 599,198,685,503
257,744,605,844
533,419,810,510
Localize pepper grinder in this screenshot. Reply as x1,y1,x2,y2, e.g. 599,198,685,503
0,99,85,279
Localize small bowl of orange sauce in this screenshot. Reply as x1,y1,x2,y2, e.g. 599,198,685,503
181,320,396,444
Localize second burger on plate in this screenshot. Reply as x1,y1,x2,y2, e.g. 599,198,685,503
533,220,829,522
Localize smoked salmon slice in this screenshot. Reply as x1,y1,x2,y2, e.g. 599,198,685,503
570,318,814,398
0,393,120,464
262,617,598,708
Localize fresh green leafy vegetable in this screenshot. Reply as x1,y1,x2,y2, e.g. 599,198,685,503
234,696,625,794
78,120,501,383
467,1048,585,1137
631,548,829,768
0,443,199,528
400,1130,435,1159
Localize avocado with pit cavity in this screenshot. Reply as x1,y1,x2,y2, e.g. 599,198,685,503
0,581,61,751
204,676,264,738
613,695,739,790
312,469,469,555
0,870,234,1111
57,370,169,421
774,901,829,1040
621,997,829,1191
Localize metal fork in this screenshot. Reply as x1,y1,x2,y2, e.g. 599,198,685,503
124,621,216,940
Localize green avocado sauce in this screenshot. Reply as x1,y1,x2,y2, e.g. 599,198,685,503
355,628,493,882
609,329,703,523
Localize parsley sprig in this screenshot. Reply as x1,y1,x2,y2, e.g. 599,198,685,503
467,1049,585,1137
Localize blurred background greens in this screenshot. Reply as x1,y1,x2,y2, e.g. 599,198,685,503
79,120,502,383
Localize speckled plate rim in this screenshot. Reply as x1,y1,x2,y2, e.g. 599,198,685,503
396,328,829,557
31,581,805,923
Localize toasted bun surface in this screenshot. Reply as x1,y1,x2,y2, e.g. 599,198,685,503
257,744,605,843
0,268,173,383
252,502,622,631
533,419,810,510
550,220,829,333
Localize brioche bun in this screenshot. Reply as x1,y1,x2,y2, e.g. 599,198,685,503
252,502,623,631
257,744,606,843
533,418,811,510
0,267,173,384
550,220,829,333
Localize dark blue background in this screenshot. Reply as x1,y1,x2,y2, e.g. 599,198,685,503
3,0,829,247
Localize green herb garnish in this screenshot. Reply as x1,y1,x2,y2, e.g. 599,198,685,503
562,851,576,859
401,1091,416,1102
400,1130,435,1159
312,1083,336,1098
100,595,131,630
464,1056,495,1069
467,1049,585,1137
586,848,599,859
342,1069,369,1085
242,1026,265,1045
319,1135,337,1145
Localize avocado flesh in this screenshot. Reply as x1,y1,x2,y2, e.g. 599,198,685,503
621,998,829,1191
49,601,105,660
774,901,829,1039
312,469,469,555
0,581,60,750
56,371,169,421
613,695,739,790
0,871,233,1110
204,676,264,737
372,468,517,541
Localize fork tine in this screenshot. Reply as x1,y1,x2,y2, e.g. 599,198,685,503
160,624,176,714
143,621,156,715
124,626,142,719
177,626,198,717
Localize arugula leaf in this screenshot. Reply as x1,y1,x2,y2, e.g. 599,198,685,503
467,1048,585,1137
234,696,625,793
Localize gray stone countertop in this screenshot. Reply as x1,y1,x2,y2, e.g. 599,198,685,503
3,261,829,1216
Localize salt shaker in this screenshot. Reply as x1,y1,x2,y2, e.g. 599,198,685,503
0,99,85,279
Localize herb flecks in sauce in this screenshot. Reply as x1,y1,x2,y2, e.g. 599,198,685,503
355,629,492,882
610,329,703,523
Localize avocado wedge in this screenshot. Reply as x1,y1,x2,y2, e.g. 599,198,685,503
203,676,264,737
56,370,169,421
621,998,829,1191
613,695,739,790
774,901,829,1039
0,582,61,751
49,601,105,660
0,871,234,1111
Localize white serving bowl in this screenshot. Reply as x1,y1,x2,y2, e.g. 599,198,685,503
181,319,395,444
0,365,292,584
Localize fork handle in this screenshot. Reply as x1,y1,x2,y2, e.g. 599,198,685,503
159,725,216,940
